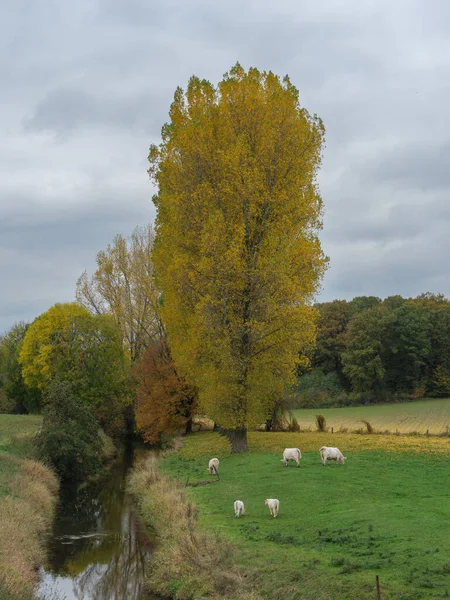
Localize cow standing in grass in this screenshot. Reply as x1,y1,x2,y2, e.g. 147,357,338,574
265,498,280,518
319,446,346,466
234,500,245,518
281,447,302,467
208,458,219,475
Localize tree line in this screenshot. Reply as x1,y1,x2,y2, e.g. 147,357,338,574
295,293,450,407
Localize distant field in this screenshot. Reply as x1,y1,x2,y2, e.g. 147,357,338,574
0,414,42,459
293,398,450,434
0,414,42,438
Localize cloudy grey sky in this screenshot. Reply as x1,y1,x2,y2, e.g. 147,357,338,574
2,0,450,333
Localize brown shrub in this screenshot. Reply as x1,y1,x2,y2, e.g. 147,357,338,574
20,460,59,496
287,416,301,433
315,414,327,432
361,420,374,434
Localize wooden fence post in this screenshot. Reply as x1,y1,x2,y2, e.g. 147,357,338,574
331,427,334,434
376,575,381,600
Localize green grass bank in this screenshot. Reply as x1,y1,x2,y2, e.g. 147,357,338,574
0,415,59,600
154,431,450,600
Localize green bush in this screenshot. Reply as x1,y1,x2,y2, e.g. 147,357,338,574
34,380,103,481
0,388,16,413
315,414,327,432
291,369,349,408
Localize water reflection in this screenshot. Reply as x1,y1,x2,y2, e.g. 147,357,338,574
37,445,152,600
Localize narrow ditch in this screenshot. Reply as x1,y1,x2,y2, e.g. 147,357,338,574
36,444,153,600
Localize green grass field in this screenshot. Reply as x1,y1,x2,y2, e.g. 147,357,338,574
0,414,42,499
0,414,42,456
162,433,450,600
293,398,450,434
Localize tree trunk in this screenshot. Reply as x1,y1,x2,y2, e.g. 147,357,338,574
124,403,136,438
185,417,193,435
219,427,248,453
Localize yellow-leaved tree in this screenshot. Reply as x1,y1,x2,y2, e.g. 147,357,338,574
76,224,162,363
149,64,327,452
19,303,130,433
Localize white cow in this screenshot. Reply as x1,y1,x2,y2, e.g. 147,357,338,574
234,500,245,518
265,498,280,518
208,457,219,475
281,447,302,467
319,446,346,466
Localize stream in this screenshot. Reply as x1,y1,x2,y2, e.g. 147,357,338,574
36,444,152,600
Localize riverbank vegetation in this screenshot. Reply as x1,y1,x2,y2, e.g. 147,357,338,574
34,380,104,481
0,414,59,600
155,432,450,600
129,452,263,600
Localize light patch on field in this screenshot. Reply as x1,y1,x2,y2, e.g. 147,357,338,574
293,398,450,434
179,431,450,460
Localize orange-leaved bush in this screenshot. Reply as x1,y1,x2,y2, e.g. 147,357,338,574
135,339,196,444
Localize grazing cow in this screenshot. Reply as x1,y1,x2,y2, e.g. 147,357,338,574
265,498,280,518
281,447,302,467
208,457,219,475
234,500,245,518
319,446,346,466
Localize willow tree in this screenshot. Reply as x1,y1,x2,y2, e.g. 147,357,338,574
149,64,326,452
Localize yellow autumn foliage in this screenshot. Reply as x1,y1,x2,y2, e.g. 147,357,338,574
19,302,89,391
149,64,327,433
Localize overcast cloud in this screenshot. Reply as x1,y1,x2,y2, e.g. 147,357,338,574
2,0,450,332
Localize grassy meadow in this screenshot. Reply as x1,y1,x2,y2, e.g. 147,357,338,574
0,414,58,600
161,431,450,600
293,397,450,434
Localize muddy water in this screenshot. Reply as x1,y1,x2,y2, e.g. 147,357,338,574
36,445,152,600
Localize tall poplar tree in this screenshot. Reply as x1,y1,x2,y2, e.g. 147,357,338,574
149,64,326,451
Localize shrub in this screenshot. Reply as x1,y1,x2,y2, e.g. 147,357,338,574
34,380,103,481
0,388,15,413
315,414,327,432
286,415,301,433
265,396,289,431
290,370,349,408
361,420,374,434
348,391,378,405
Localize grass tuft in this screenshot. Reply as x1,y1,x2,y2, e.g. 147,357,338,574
361,419,374,434
315,414,327,432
